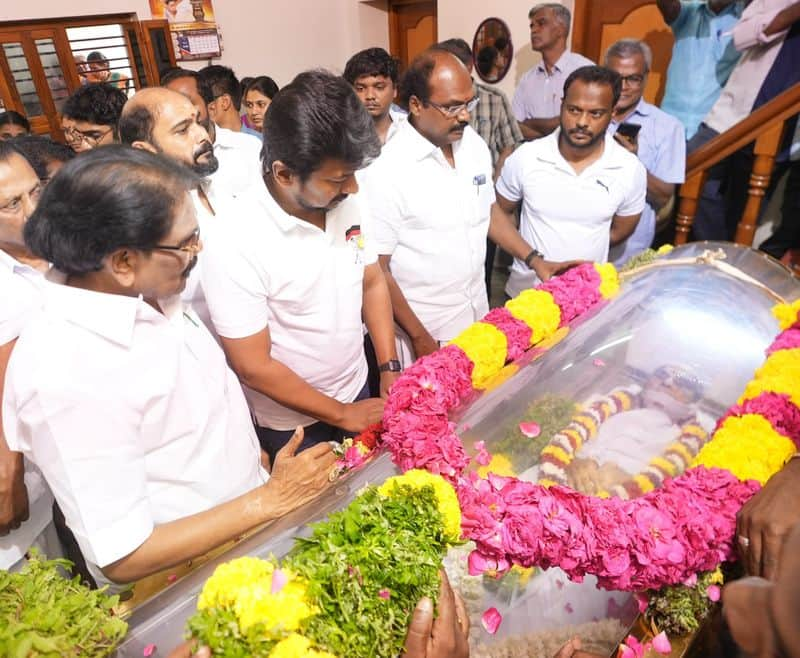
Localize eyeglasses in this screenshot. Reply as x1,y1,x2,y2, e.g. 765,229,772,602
152,229,202,255
427,96,479,118
619,74,645,87
63,126,113,147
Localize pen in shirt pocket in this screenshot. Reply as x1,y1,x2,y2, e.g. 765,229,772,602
473,173,486,196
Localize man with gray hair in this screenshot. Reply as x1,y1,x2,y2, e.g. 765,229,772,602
604,38,685,264
512,3,593,140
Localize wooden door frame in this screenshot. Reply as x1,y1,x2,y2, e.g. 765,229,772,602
388,0,438,67
572,0,654,60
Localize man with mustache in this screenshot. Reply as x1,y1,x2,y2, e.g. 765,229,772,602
119,86,233,333
201,70,397,463
494,65,646,299
160,67,262,198
2,147,336,589
365,49,573,364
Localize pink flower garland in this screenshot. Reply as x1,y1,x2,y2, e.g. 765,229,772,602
538,264,603,326
766,323,800,355
482,308,532,361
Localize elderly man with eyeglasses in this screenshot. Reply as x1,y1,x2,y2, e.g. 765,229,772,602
364,48,574,365
60,83,127,153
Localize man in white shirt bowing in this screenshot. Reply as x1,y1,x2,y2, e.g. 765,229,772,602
365,49,573,365
3,147,336,588
201,71,398,464
495,65,647,299
0,141,62,571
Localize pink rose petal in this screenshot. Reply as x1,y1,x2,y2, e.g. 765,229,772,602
619,647,636,658
378,588,391,600
652,631,672,654
564,602,574,614
518,421,541,438
634,592,649,613
167,573,177,583
706,584,721,602
593,358,606,367
270,568,288,595
481,607,502,634
143,644,156,657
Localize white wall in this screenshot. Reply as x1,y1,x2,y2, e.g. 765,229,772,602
1,1,391,87
437,0,575,101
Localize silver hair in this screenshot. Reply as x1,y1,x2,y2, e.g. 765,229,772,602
604,38,653,73
528,3,572,34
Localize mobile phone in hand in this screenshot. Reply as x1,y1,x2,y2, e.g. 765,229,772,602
616,122,641,140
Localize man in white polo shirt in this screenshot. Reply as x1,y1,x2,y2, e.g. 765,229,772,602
364,49,571,365
202,71,398,463
0,142,61,571
496,65,647,298
3,147,335,587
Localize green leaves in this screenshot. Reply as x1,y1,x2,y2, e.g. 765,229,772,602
0,551,127,657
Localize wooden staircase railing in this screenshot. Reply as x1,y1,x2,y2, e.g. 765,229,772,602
675,82,800,246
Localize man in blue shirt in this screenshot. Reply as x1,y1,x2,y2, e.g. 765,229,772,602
658,0,744,140
604,39,686,264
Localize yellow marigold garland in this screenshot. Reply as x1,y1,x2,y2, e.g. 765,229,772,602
505,289,562,344
477,453,516,478
740,348,800,407
773,299,800,330
378,469,462,543
594,263,620,299
450,322,508,389
693,414,796,484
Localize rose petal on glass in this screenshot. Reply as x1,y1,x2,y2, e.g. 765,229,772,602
634,592,649,613
652,631,672,654
481,607,502,634
518,421,541,438
378,588,391,600
564,602,574,614
618,646,636,658
593,358,606,367
166,573,177,583
270,568,288,595
143,644,156,657
706,584,721,602
555,579,564,590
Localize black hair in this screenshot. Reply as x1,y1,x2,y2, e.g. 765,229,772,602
476,46,500,77
399,48,457,107
9,135,75,180
343,47,399,86
62,83,128,135
494,36,509,51
0,140,20,164
24,145,198,275
244,76,280,101
118,105,154,145
563,65,622,107
198,64,242,110
0,110,31,133
436,38,472,67
160,66,214,103
262,69,381,181
86,51,109,65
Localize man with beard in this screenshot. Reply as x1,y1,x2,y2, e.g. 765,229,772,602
160,67,262,198
201,70,397,463
119,86,229,332
494,65,646,299
2,146,336,588
365,49,574,364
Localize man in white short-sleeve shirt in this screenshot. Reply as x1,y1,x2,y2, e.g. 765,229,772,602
3,147,335,587
202,71,398,463
366,50,581,364
496,65,646,298
120,86,239,335
0,145,61,571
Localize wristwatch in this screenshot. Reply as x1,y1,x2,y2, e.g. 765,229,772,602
379,359,402,373
524,248,545,269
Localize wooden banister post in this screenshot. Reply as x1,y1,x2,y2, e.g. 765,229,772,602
675,172,705,245
734,122,786,246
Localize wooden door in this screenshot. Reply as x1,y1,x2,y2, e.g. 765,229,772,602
389,0,437,72
572,0,673,105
